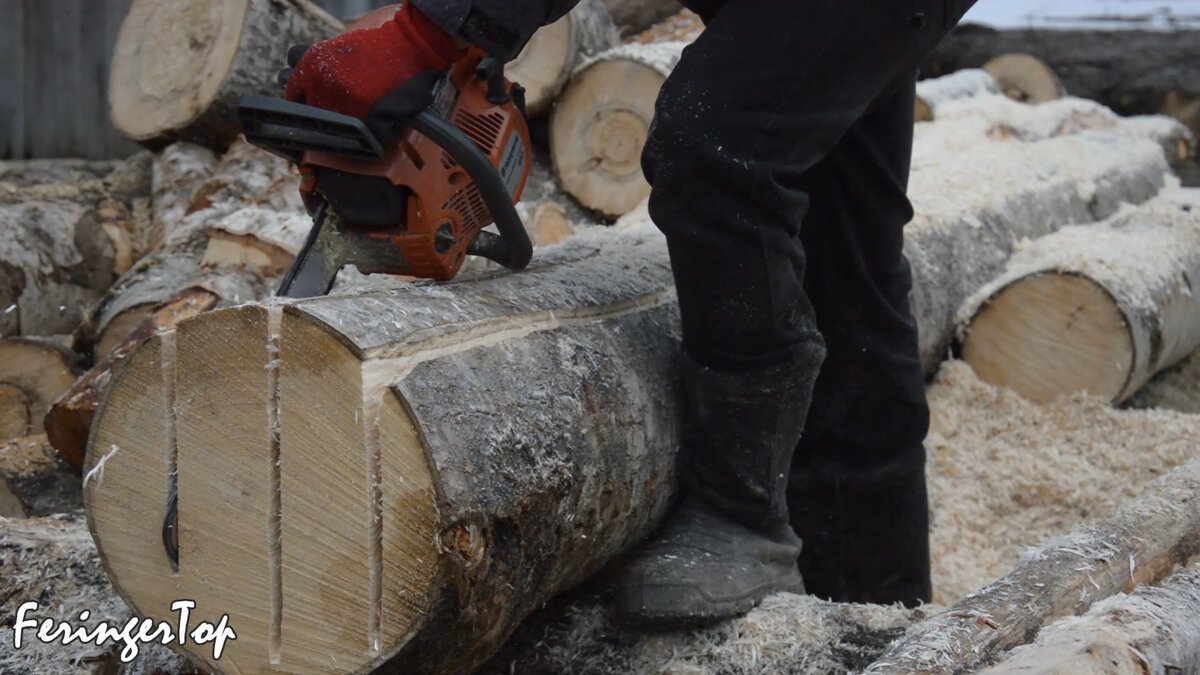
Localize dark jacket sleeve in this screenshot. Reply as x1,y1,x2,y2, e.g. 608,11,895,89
411,0,583,61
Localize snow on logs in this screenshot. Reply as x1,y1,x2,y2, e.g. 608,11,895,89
958,189,1200,404
108,0,342,149
85,222,681,673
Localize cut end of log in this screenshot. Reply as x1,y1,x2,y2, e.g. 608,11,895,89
509,15,576,115
109,0,250,141
202,230,294,276
552,54,671,217
0,339,80,437
983,53,1066,104
962,272,1133,403
914,97,934,123
87,305,438,672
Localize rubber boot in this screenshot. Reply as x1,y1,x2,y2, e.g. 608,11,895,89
614,349,822,626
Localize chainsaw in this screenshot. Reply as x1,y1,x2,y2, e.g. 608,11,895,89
235,17,533,297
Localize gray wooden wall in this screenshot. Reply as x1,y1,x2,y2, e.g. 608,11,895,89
0,0,392,161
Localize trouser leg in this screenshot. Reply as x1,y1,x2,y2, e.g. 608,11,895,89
787,76,933,607
616,0,974,622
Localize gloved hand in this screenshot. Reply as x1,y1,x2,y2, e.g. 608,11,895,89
282,3,465,139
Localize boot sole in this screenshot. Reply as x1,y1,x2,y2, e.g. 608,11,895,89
615,573,806,628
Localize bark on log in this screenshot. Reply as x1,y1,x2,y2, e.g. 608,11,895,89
906,124,1168,373
980,564,1200,675
85,222,680,674
75,141,299,361
149,143,220,251
601,0,681,36
108,0,343,149
45,289,219,472
550,41,686,217
630,9,703,44
0,338,81,439
508,0,618,117
0,155,153,338
957,189,1200,404
923,25,1200,137
864,456,1200,675
0,435,82,519
915,69,1002,122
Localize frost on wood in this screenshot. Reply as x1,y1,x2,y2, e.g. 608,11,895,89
915,69,1002,121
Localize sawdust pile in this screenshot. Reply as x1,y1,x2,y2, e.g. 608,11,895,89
927,361,1200,604
0,513,190,675
1,360,1197,673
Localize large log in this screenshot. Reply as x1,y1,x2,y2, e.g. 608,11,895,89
923,25,1200,137
85,222,681,674
0,154,153,338
958,189,1200,404
863,456,1200,674
906,124,1168,372
508,0,618,117
550,42,686,217
980,563,1200,674
108,0,342,149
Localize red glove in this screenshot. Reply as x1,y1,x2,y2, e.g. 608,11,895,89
284,3,465,128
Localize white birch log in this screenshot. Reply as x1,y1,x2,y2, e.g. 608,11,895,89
957,188,1200,404
108,0,343,149
550,41,686,218
601,0,681,36
864,456,1200,675
508,0,619,117
906,127,1169,373
980,564,1200,675
85,222,680,674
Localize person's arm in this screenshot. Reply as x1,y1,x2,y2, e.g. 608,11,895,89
410,0,584,61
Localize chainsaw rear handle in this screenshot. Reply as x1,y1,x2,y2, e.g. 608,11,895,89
238,95,532,272
407,110,532,272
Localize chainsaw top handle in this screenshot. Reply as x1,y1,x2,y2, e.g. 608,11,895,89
238,95,533,273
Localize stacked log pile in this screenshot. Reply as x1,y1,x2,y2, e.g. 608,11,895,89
5,4,1200,674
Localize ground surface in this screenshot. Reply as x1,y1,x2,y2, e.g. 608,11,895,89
5,357,1196,674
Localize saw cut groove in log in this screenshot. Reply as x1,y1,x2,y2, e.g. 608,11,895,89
0,338,80,438
45,288,219,471
865,456,1200,674
915,69,1002,122
550,42,686,218
958,189,1200,404
983,53,1065,104
108,0,343,149
86,223,681,673
981,564,1200,675
906,126,1168,373
508,0,618,117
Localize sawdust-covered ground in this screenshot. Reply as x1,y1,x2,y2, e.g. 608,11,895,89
2,358,1198,673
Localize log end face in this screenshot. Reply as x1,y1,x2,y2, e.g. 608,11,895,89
109,0,251,141
984,53,1066,105
962,273,1133,403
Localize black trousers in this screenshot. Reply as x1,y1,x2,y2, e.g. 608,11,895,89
642,0,975,605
